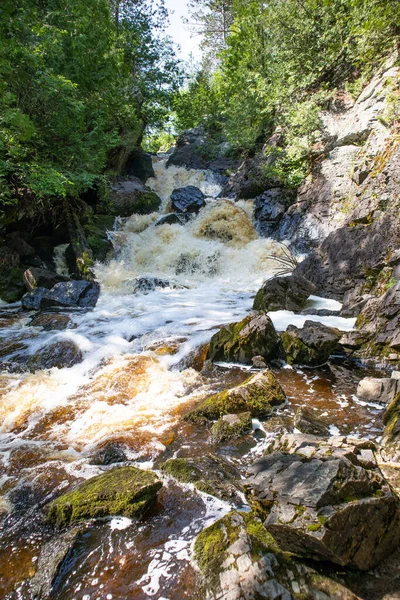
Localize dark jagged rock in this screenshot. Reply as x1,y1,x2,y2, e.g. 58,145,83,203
46,466,162,527
22,281,100,310
211,412,253,443
245,434,400,570
281,320,341,366
294,406,330,436
254,188,295,237
185,370,286,423
132,276,177,294
160,454,242,501
125,149,155,183
110,176,161,216
23,267,69,292
29,528,82,600
170,186,206,214
90,442,128,466
63,202,95,280
28,313,72,331
28,340,83,371
154,213,191,227
253,275,317,313
208,312,280,365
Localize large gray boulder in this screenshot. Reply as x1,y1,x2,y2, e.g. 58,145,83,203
357,376,400,404
245,434,400,570
253,275,317,313
208,312,280,365
281,320,341,366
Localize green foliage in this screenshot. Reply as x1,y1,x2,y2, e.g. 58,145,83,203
173,0,399,187
0,0,181,206
143,129,177,153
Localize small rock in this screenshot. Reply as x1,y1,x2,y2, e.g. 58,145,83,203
294,406,330,436
170,186,206,214
160,454,242,501
132,276,172,294
23,267,70,292
211,412,253,443
22,280,100,311
154,213,191,227
28,313,72,331
90,442,128,466
46,466,162,527
252,355,267,368
109,177,161,216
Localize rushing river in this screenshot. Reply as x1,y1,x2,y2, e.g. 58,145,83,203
0,157,384,599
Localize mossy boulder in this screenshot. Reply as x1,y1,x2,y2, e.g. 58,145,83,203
185,370,286,424
253,275,317,313
0,247,26,302
46,466,162,527
208,312,280,365
160,454,242,501
211,412,252,444
281,320,341,366
109,176,161,216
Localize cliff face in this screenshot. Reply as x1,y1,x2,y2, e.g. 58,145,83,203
279,54,400,250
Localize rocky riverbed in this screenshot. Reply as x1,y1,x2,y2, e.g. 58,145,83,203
0,145,399,600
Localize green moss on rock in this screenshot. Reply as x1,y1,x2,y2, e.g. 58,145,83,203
185,370,286,423
47,466,162,527
211,412,252,443
0,267,26,303
207,312,279,364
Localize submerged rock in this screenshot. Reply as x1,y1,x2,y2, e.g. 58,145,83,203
28,312,72,331
132,276,174,294
357,376,400,404
110,176,161,216
185,370,286,423
46,466,162,527
154,213,190,227
161,454,242,501
281,320,341,366
253,275,317,313
294,406,330,436
22,280,100,311
208,312,280,365
28,339,83,371
170,185,206,214
211,412,253,443
246,434,400,570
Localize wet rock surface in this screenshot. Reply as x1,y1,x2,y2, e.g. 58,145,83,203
46,466,162,527
154,212,191,227
253,275,317,313
160,454,242,501
185,370,286,423
22,280,101,310
208,312,280,365
28,313,73,331
27,339,84,371
281,320,341,366
170,185,206,214
245,434,400,570
294,406,330,436
357,376,400,404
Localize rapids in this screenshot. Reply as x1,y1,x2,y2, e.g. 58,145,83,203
0,157,384,599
